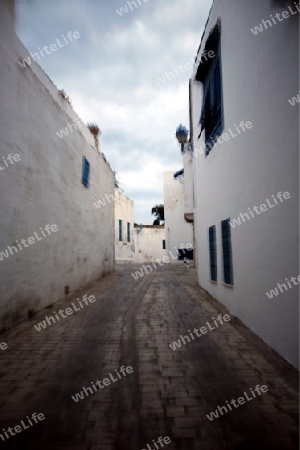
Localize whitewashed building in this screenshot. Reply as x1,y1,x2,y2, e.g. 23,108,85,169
115,189,167,263
189,0,299,367
163,171,194,262
0,0,115,331
133,225,167,263
115,189,135,261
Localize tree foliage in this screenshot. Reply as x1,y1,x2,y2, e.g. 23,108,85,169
151,204,164,225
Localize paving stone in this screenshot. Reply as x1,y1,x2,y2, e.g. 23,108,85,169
0,264,298,449
166,406,185,417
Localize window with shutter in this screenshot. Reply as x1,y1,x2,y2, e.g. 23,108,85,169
127,222,130,243
82,157,90,188
197,22,223,157
209,225,217,281
221,219,234,285
119,220,122,241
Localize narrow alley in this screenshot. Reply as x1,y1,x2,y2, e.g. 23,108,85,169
0,264,298,450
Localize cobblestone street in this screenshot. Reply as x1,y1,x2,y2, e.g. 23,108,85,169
0,264,298,450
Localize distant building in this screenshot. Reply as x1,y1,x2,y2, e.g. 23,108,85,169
115,189,135,262
133,225,167,263
115,189,167,263
0,0,115,331
163,171,194,262
188,0,299,367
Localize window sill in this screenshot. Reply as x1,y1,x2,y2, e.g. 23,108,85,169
209,279,218,284
222,282,234,288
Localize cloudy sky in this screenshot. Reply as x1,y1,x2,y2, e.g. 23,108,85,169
16,0,212,224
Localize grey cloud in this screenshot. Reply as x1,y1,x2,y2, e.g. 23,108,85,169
17,0,212,223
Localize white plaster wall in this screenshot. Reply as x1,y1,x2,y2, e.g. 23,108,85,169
191,0,299,367
114,188,166,263
0,2,115,330
115,189,135,261
133,227,166,262
163,171,194,261
183,151,194,216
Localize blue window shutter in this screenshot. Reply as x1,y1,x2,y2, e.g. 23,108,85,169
214,61,222,111
201,47,223,156
221,219,233,285
119,220,122,241
199,79,210,127
209,226,217,281
82,157,90,188
127,223,130,242
209,75,216,111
